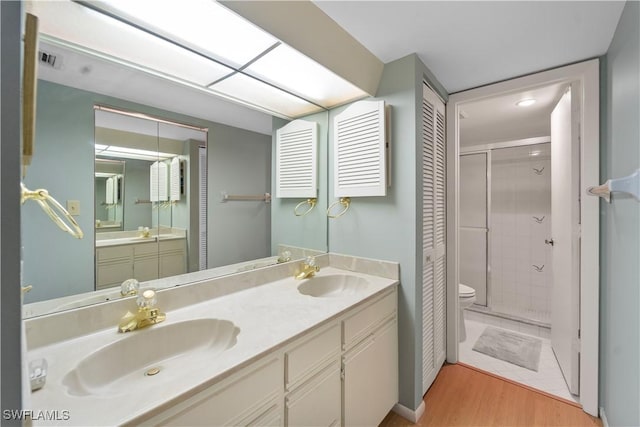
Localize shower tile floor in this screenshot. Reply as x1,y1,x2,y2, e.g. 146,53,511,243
459,317,578,403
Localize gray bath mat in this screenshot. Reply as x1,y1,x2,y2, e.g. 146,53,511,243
472,326,542,371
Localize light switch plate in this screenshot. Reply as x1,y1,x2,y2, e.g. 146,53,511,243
66,200,80,216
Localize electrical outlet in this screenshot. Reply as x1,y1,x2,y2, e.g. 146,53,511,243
66,200,80,216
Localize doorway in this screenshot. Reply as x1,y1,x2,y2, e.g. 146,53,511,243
446,60,600,416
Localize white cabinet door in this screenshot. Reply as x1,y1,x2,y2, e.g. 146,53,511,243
133,256,159,282
159,252,185,278
96,246,133,289
343,320,398,427
285,363,341,427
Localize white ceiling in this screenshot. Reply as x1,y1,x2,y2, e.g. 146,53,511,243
314,1,625,93
459,82,567,146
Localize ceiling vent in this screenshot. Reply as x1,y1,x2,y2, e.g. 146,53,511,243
38,50,61,69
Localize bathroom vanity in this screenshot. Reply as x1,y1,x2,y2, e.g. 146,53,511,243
25,254,399,426
95,230,187,290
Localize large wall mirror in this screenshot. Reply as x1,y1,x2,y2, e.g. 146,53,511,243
22,1,329,318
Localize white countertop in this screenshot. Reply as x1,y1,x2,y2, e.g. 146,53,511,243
27,266,398,426
95,234,185,248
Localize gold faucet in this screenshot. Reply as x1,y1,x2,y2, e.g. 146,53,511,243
295,256,320,280
118,289,166,333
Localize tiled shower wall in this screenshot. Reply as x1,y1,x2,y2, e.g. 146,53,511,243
490,143,552,324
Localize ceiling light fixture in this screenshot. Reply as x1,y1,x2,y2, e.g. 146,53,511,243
516,98,536,107
60,0,367,118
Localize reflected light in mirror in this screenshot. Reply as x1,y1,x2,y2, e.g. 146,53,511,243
96,0,278,68
71,0,364,117
95,144,176,161
29,1,233,87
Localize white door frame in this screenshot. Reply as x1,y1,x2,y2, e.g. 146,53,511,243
445,59,600,416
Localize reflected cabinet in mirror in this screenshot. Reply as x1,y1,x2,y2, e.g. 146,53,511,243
22,1,329,318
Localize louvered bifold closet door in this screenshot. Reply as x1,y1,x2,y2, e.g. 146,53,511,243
422,83,446,395
199,146,207,270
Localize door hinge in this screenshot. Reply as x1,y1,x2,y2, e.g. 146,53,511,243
340,368,345,381
578,329,581,339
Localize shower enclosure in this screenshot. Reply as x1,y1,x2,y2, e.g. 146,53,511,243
460,142,552,325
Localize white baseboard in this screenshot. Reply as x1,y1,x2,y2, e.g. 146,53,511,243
599,407,608,427
392,401,425,423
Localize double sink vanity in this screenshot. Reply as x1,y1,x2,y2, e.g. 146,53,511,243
25,254,399,426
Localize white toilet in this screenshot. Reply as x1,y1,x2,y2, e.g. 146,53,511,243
458,284,476,342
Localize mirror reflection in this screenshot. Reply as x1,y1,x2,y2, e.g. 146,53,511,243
95,158,124,231
93,108,207,290
22,25,328,318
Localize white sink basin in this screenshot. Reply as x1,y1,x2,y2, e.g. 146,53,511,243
297,274,369,298
62,319,239,397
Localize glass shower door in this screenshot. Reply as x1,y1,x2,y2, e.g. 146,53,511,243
459,152,489,306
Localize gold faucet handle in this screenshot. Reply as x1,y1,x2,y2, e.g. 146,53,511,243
120,278,140,297
137,289,158,309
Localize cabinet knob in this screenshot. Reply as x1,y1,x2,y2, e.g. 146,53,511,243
545,238,554,246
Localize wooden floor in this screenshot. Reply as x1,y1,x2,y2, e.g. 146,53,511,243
380,364,602,427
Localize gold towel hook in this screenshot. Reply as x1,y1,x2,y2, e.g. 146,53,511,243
294,198,317,217
21,183,84,239
327,197,351,219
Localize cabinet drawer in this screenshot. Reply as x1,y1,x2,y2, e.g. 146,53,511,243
159,238,186,252
285,323,340,390
134,242,160,256
143,356,282,426
97,245,133,262
343,291,396,348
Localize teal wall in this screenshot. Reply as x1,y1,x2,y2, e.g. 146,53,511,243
271,111,329,255
122,159,153,230
328,54,447,411
600,1,640,425
23,80,271,303
208,124,271,267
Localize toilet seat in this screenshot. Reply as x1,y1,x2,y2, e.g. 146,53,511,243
459,283,476,298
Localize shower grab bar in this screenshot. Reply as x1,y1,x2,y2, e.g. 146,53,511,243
587,168,640,203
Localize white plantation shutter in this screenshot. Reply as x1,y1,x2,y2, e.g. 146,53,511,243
422,83,447,394
276,119,318,198
333,100,387,197
199,146,207,270
170,157,181,202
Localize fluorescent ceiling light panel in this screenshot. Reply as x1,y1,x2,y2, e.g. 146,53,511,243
94,0,278,68
31,0,368,118
211,73,324,118
245,43,367,108
29,1,232,86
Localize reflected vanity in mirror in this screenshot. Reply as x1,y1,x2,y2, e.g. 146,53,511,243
22,0,329,318
93,107,207,290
